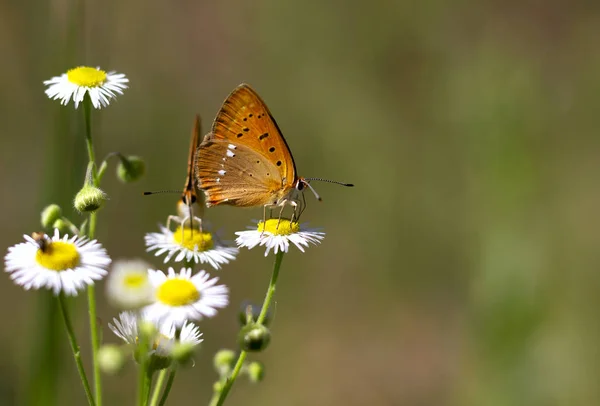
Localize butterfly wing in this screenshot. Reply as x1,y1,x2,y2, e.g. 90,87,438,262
195,84,298,207
179,114,205,220
196,134,285,207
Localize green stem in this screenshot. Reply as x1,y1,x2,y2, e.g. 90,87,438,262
214,251,285,406
257,251,284,324
149,369,168,406
144,370,153,406
212,352,247,406
87,284,100,404
137,336,150,406
83,97,96,177
158,369,177,406
58,294,95,406
83,95,102,406
207,386,221,406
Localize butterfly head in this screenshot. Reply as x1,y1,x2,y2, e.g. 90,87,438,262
294,178,321,202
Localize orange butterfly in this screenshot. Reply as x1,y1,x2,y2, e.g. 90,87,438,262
195,84,352,220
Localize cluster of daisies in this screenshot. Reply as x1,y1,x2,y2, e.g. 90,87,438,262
3,65,326,367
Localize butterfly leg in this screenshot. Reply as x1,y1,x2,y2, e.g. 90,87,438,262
276,203,287,230
187,216,203,236
167,215,182,232
179,214,191,241
261,205,269,237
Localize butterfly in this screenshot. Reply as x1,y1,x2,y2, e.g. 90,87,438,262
195,84,352,221
146,115,205,235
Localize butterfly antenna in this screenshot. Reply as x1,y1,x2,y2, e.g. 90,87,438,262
304,178,354,187
143,190,182,196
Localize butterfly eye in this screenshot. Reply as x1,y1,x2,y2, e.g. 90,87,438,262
296,181,304,191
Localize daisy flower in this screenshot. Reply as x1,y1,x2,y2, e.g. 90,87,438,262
4,229,111,296
109,311,202,358
44,66,128,109
143,267,228,327
145,224,238,269
106,259,154,311
235,219,325,256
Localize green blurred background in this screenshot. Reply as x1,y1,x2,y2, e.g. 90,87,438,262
2,0,600,405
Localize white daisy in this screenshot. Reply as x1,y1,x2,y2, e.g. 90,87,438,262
44,66,128,109
143,267,228,327
109,311,202,358
106,259,154,311
4,229,111,296
145,224,238,269
235,219,325,256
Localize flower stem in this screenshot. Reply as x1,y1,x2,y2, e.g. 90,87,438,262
158,369,177,406
87,284,100,403
83,95,102,406
257,251,284,324
149,369,168,406
213,251,285,406
57,294,95,406
211,352,247,406
137,335,150,406
83,96,96,175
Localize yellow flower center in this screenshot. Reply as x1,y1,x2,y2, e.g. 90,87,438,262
157,279,200,306
173,227,214,251
257,219,300,235
35,241,80,271
67,66,107,87
123,273,147,288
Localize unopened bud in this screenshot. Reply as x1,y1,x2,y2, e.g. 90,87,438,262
238,301,270,326
171,342,198,366
41,204,62,228
246,361,264,383
213,381,224,393
98,344,126,374
214,349,236,376
138,320,157,341
74,185,107,213
117,155,145,183
238,324,271,352
52,219,70,234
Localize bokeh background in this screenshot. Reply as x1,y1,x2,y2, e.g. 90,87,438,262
1,0,600,405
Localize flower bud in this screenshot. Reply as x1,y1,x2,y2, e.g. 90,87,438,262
98,344,126,374
238,301,270,326
214,349,236,376
52,219,71,234
213,381,224,393
117,155,145,183
74,185,107,213
171,342,198,366
138,320,157,341
246,361,265,383
41,204,62,228
238,324,271,352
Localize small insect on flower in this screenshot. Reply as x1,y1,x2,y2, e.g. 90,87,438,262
145,223,238,269
109,312,202,360
235,219,325,256
142,267,229,327
44,66,129,109
4,229,111,296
